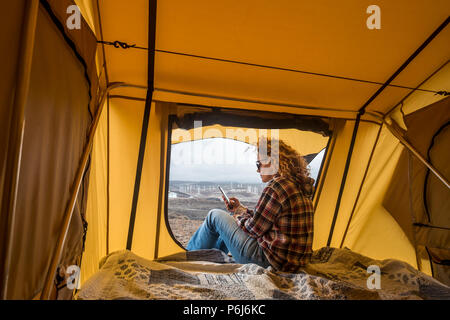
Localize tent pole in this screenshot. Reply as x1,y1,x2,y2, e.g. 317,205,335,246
106,95,110,255
39,82,138,300
383,119,450,189
0,0,39,300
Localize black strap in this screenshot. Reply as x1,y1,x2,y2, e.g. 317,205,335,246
423,121,449,222
327,113,362,246
126,0,157,250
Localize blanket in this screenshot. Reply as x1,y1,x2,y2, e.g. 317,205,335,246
76,247,450,300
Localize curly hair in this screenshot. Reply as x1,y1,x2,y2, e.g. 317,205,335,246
258,138,315,196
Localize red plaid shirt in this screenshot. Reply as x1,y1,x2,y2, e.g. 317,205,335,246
235,175,314,272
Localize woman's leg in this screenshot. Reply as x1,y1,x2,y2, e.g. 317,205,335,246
186,208,229,253
186,209,270,268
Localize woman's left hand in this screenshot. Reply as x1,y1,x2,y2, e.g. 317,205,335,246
224,197,241,213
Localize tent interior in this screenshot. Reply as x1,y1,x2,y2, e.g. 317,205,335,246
0,0,449,299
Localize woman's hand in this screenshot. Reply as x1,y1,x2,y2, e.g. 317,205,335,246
223,196,241,213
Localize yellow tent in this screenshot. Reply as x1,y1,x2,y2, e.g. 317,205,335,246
0,0,448,299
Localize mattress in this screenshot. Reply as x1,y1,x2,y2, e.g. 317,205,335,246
76,247,450,300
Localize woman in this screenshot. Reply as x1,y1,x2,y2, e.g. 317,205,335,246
186,139,315,272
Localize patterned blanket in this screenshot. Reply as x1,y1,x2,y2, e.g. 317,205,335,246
76,247,450,300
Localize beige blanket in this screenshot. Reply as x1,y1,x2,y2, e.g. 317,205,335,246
76,247,450,300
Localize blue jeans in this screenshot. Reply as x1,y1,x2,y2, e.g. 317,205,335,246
186,209,271,268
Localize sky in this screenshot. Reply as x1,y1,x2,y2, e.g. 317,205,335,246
169,138,324,184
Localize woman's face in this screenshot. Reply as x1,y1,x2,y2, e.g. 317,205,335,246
257,154,276,183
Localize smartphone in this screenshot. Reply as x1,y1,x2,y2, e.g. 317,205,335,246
218,186,230,204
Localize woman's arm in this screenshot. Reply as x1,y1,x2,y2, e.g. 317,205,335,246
235,184,282,238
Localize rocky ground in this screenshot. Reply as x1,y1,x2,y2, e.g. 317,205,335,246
168,214,203,248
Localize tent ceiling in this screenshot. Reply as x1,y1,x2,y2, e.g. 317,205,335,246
98,0,450,116
100,0,148,98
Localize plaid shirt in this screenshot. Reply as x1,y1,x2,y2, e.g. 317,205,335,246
235,175,314,272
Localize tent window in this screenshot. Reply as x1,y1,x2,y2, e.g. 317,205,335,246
165,113,330,249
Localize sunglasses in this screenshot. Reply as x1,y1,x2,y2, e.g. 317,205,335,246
256,160,270,171
256,160,262,171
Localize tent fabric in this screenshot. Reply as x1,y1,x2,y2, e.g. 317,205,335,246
0,0,98,299
313,120,384,249
108,98,147,253
74,0,97,33
338,126,418,267
92,98,165,261
405,98,449,284
404,97,450,233
383,97,450,284
44,0,99,117
424,125,450,233
383,150,416,245
94,0,450,118
0,0,26,243
14,2,94,300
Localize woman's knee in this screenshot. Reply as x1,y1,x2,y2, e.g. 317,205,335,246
206,208,225,222
206,209,229,229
